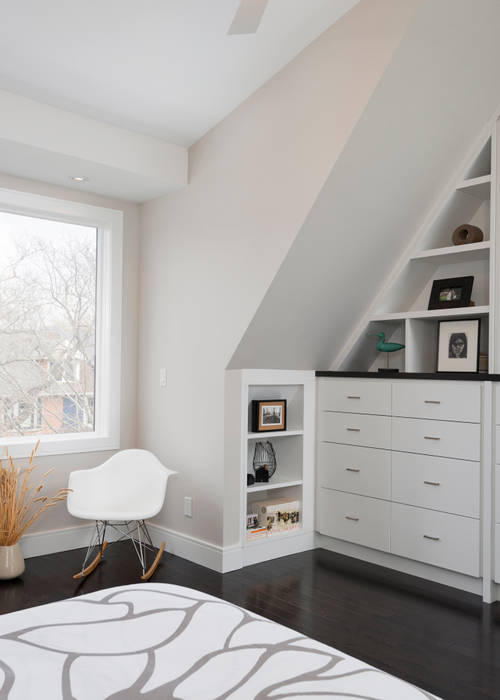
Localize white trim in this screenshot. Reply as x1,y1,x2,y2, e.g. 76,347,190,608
149,524,225,572
20,524,94,559
0,188,123,458
150,525,316,573
19,522,493,599
315,534,483,597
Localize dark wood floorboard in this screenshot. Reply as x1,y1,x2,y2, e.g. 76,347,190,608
1,544,500,699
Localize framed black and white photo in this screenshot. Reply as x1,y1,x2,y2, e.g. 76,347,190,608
437,318,480,373
428,276,474,310
251,400,287,432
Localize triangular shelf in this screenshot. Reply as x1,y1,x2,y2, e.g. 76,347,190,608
335,127,496,374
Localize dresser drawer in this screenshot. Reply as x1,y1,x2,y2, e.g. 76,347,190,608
496,426,500,462
318,443,391,500
319,412,391,449
392,452,479,518
391,503,479,576
392,381,480,423
317,378,391,415
392,417,480,461
317,489,390,552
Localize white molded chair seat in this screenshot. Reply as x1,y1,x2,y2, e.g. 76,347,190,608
68,449,177,521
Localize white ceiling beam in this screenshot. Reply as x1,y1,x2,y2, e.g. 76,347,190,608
0,89,188,202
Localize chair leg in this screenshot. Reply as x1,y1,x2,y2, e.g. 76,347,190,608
73,520,108,580
136,520,164,580
141,541,165,581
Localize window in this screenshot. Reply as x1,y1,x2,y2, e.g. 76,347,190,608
0,212,97,438
0,189,123,457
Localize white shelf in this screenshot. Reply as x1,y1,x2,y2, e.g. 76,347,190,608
372,306,490,322
411,241,490,264
456,175,491,200
247,479,303,493
247,429,303,439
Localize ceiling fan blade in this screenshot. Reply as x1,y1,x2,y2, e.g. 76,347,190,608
228,0,269,35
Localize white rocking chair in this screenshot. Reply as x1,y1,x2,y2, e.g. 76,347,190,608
67,449,177,581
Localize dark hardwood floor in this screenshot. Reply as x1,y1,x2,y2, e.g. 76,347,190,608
1,544,500,699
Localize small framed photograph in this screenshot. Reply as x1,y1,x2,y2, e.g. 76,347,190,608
437,318,480,373
251,400,287,432
428,276,473,310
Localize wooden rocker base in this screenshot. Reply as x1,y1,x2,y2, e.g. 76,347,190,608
73,541,108,580
141,541,165,581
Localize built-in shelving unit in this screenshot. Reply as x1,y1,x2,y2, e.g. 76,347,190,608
224,369,315,568
338,130,496,374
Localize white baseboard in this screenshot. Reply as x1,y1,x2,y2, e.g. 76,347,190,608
20,524,94,559
149,524,225,572
149,525,316,573
21,524,487,599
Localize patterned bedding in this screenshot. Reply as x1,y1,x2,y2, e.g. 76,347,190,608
0,583,439,699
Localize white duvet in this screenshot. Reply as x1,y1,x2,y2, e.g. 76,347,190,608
0,583,439,699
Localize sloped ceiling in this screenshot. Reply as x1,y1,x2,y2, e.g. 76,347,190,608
229,0,500,371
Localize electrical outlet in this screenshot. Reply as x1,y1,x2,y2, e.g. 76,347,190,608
184,496,192,517
159,368,167,387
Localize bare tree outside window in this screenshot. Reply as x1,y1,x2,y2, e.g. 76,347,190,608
0,211,97,437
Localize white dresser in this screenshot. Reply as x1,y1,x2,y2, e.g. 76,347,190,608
494,386,500,584
317,377,482,580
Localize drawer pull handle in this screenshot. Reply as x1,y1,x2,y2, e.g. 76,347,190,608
423,535,440,541
424,436,440,441
424,400,441,404
347,428,360,432
346,467,360,473
345,516,359,522
424,480,441,486
347,395,361,399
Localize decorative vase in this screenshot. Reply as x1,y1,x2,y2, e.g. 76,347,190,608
452,224,484,245
0,544,25,580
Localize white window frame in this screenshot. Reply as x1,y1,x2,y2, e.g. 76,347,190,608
0,188,123,458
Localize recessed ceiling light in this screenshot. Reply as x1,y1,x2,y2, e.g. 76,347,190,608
69,175,89,183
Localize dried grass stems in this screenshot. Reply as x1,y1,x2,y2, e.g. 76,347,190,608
0,440,71,546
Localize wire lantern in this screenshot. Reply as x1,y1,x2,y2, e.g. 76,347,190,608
252,441,277,479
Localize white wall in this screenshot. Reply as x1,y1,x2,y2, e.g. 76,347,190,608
138,0,419,547
229,0,500,372
0,172,139,540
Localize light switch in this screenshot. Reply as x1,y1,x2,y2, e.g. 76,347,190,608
159,368,167,387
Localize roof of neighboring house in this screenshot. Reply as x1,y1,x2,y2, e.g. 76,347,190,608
0,329,94,399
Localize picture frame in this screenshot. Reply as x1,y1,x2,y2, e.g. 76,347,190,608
437,318,480,373
428,276,474,310
251,399,287,432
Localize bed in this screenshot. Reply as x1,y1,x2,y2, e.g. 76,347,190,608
0,583,438,699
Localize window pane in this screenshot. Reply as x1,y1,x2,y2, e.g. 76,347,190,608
0,211,97,437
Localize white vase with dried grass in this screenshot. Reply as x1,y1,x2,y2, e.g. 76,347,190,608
0,441,71,580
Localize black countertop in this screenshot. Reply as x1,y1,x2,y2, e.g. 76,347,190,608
316,371,500,381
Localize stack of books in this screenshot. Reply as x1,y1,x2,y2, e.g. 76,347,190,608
246,497,300,539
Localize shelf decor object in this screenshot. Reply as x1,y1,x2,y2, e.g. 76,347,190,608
452,224,484,245
251,399,287,432
252,441,276,482
368,332,405,371
428,276,474,310
437,318,480,373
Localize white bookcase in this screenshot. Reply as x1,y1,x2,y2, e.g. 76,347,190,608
337,122,498,374
224,369,315,568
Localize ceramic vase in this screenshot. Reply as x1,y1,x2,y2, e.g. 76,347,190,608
0,543,25,579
